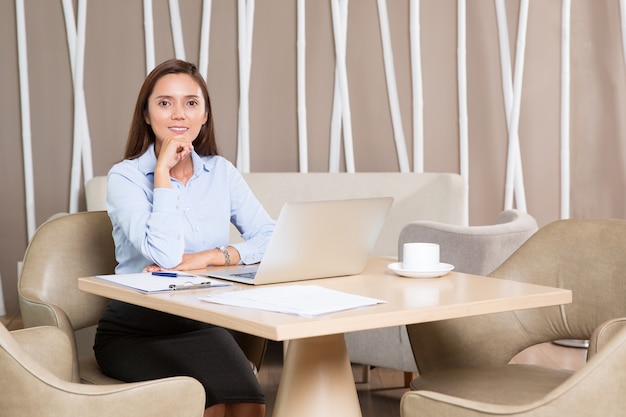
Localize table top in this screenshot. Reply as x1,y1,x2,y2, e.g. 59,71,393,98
78,256,572,341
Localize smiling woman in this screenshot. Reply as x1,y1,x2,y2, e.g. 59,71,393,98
147,73,208,187
93,59,276,417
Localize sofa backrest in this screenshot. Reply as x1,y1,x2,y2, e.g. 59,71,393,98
86,172,467,257
241,173,466,256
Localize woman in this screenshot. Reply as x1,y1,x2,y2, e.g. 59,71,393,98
94,59,275,417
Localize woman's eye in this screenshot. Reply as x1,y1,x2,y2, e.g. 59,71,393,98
187,100,198,107
158,100,170,107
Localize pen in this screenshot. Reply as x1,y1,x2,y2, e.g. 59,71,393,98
168,282,213,291
152,272,196,278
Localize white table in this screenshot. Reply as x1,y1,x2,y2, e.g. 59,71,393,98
79,256,572,417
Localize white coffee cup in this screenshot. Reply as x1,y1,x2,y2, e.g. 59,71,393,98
403,242,440,271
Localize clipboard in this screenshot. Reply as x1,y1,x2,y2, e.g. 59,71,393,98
94,272,232,294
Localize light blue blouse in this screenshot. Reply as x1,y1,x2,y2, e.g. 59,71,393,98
106,145,275,274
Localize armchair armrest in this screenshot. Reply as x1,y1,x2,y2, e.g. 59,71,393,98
588,317,626,360
4,374,205,417
18,293,82,382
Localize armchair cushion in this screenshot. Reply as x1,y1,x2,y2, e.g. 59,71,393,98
10,326,74,381
410,365,573,406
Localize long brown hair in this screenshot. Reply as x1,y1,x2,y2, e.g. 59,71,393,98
124,59,219,159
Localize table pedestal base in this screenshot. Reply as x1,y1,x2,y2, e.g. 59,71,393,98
272,333,361,417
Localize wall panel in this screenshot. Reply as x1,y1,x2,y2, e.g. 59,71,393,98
2,0,625,314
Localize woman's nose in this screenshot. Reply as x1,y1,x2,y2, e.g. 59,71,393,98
171,105,185,119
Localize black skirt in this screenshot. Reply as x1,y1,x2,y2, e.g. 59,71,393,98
94,300,265,409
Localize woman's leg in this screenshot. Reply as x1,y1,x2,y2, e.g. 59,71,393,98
204,404,225,417
204,403,265,417
225,403,265,417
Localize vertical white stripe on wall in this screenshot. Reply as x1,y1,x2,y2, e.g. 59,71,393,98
236,0,255,173
66,0,93,213
501,0,529,212
328,0,349,173
621,0,626,71
297,0,308,172
410,0,424,173
61,0,76,74
457,0,469,224
377,0,410,173
144,0,155,74
495,0,514,208
169,0,186,60
199,0,213,81
561,0,571,219
330,0,355,172
77,0,93,192
14,0,33,316
496,0,528,212
457,0,468,180
16,0,35,241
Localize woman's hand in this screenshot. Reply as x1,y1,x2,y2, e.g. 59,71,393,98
143,264,166,273
156,136,194,171
143,247,241,272
153,136,193,189
175,248,241,270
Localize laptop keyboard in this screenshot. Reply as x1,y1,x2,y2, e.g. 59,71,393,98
233,272,257,279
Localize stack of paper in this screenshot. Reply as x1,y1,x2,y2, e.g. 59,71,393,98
200,285,385,316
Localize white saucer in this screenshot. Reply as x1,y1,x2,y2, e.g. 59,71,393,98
387,262,454,278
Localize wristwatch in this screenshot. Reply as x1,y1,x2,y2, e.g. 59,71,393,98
217,246,231,266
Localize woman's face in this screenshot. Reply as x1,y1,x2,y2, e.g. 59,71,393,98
145,73,208,144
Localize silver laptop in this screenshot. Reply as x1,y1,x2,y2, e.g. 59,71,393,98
205,197,393,285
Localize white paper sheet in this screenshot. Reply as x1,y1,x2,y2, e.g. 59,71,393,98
200,285,386,316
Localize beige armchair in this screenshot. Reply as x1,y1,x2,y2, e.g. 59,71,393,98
344,210,538,384
0,323,205,416
401,218,626,416
18,211,267,384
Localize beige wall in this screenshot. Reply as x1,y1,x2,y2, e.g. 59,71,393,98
1,0,625,315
